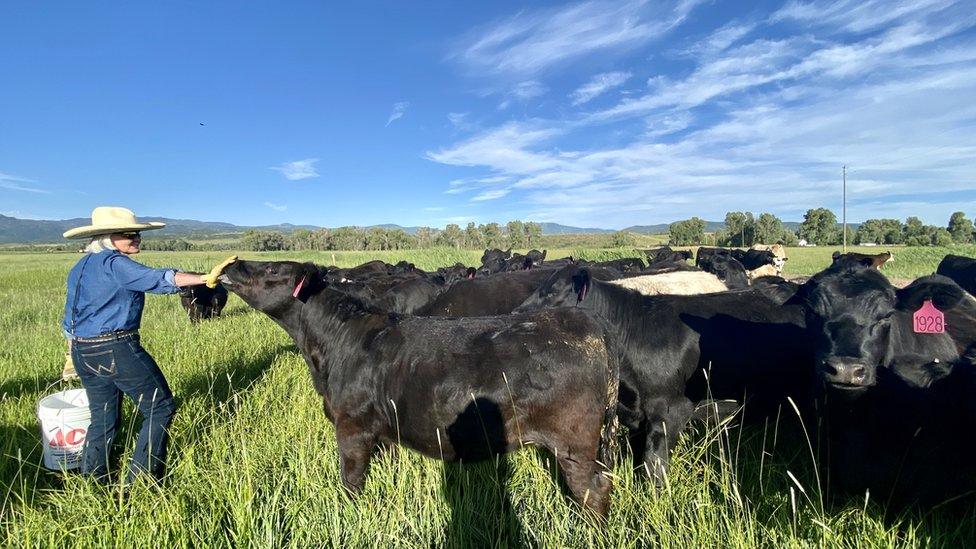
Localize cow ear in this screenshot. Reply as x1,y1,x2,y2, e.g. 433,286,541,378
572,268,592,302
896,275,965,312
294,263,328,303
541,249,547,260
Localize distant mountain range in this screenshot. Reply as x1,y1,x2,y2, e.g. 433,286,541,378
0,215,632,244
0,214,823,244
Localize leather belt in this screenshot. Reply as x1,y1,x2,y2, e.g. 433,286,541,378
74,329,139,344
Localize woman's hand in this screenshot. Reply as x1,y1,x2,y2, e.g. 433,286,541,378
201,255,238,288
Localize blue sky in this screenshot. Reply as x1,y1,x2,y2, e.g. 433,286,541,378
2,0,975,229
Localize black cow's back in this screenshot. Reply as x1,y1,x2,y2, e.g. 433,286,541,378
937,254,976,296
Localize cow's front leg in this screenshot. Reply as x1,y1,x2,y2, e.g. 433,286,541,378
335,419,377,495
642,397,694,485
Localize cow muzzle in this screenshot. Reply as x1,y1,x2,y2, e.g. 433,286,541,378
821,357,875,391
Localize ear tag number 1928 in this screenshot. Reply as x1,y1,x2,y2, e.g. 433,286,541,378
913,300,945,334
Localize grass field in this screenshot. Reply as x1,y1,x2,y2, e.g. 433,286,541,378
2,246,975,547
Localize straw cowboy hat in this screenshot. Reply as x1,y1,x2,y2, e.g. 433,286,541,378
63,207,166,239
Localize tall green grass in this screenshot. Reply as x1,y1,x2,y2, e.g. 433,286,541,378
2,247,975,547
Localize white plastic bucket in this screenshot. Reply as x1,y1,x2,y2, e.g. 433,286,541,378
37,388,91,471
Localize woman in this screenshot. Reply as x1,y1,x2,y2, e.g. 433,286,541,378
62,206,235,483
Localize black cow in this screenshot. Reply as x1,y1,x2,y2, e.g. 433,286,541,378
219,260,619,516
502,249,548,271
479,248,512,275
435,263,478,285
792,261,976,503
937,254,976,296
524,249,547,268
795,262,974,392
417,268,559,316
333,276,450,315
697,247,777,272
179,283,229,321
749,276,800,305
831,250,892,269
696,250,749,289
515,265,813,482
730,249,780,271
338,260,391,280
642,247,693,269
590,257,645,273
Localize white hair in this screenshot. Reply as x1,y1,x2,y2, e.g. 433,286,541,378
84,236,116,254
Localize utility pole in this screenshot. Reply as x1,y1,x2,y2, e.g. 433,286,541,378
842,165,847,252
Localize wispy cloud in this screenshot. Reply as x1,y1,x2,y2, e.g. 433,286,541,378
263,201,287,212
386,101,410,126
0,171,49,193
772,0,957,33
447,112,471,129
269,159,319,181
430,0,976,227
570,71,632,105
498,80,548,109
472,189,510,201
682,21,755,58
454,0,704,76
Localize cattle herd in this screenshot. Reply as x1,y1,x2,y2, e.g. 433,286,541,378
207,247,976,518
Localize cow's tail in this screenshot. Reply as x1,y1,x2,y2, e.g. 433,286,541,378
598,343,621,470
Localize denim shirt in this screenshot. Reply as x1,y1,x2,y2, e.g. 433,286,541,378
62,250,179,338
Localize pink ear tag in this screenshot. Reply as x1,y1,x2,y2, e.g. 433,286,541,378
292,276,306,298
913,300,945,334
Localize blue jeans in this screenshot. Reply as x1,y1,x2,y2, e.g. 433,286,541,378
72,334,176,482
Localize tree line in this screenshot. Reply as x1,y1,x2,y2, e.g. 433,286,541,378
236,221,546,252
137,210,976,252
669,209,976,247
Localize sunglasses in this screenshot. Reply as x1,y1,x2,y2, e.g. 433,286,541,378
118,232,142,239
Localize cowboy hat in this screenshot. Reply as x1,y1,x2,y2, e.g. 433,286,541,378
63,206,166,239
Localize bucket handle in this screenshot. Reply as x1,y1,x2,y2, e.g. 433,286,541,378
36,376,82,408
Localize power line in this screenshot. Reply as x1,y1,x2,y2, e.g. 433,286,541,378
843,165,847,253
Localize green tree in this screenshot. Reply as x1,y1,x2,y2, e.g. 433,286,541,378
141,238,193,251
241,230,286,251
480,223,503,248
856,219,885,244
415,227,434,249
610,231,634,247
930,226,954,246
309,229,332,250
332,227,368,250
880,219,904,245
524,222,542,247
724,211,755,246
799,208,838,246
948,211,975,243
754,213,784,244
779,230,799,246
507,220,525,248
669,217,706,245
288,229,315,251
464,222,482,249
903,217,926,245
439,224,464,249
